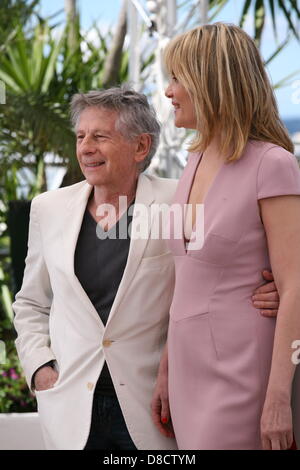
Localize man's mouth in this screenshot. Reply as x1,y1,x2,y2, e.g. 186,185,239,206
84,161,105,167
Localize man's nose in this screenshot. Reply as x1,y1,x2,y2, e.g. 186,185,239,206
80,136,96,154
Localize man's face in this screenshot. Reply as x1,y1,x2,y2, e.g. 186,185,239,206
76,106,140,190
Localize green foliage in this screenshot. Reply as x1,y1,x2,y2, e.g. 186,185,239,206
0,24,77,180
0,0,39,47
0,339,37,413
239,0,300,46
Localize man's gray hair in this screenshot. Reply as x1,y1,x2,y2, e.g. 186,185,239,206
70,85,160,172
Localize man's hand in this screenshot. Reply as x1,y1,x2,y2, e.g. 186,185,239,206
252,270,279,317
34,365,59,392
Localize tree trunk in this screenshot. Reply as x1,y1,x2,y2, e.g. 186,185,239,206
102,0,127,88
64,0,78,53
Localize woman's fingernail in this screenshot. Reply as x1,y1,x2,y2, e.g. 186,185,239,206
161,417,168,424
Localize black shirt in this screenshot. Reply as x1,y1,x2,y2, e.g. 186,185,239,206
74,201,134,395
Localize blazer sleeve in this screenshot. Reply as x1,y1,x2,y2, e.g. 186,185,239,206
13,196,56,391
257,145,300,200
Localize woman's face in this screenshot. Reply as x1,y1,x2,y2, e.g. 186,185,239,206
165,75,197,129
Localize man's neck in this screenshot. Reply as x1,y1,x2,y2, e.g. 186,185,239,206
88,178,138,228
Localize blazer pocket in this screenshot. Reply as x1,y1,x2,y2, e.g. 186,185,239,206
35,360,61,394
140,251,173,270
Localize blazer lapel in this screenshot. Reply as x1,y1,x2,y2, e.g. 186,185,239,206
62,181,104,329
105,173,155,328
61,175,154,330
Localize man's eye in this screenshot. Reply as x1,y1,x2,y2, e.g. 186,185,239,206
77,135,84,140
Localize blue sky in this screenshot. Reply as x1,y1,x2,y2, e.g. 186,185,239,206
39,0,300,120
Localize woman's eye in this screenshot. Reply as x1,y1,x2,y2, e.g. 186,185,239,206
172,75,178,82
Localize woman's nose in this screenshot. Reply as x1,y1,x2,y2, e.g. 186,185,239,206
165,83,173,98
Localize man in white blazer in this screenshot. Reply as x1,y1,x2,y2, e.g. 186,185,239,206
13,86,179,450
13,86,279,450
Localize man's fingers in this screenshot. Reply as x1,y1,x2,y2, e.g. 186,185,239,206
262,270,274,281
253,301,279,309
253,291,279,301
254,281,277,295
260,309,278,317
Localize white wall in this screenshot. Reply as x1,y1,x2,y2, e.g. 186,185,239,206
0,413,45,450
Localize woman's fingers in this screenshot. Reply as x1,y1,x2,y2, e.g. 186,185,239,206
287,431,294,449
151,394,162,426
260,401,293,451
151,394,174,438
160,393,170,423
271,438,281,450
160,395,175,438
261,435,272,450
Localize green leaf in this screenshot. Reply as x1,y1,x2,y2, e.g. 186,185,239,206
0,67,22,93
278,0,300,40
273,69,300,89
240,0,252,27
41,31,65,94
254,0,265,47
31,25,45,90
264,35,290,66
268,0,277,40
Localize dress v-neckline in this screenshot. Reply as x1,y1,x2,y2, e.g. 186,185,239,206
183,152,226,254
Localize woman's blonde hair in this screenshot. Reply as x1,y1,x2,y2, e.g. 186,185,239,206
164,22,293,161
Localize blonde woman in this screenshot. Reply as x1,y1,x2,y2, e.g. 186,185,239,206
152,23,300,450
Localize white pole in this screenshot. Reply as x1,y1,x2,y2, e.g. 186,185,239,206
200,0,209,25
127,0,141,89
166,0,177,37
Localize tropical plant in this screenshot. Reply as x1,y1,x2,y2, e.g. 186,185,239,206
0,0,39,47
239,0,300,47
0,339,37,412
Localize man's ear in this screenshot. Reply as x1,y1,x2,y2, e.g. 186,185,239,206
134,134,152,164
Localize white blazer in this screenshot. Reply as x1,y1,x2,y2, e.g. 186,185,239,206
13,174,178,450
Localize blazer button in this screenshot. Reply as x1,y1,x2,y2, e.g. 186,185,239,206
87,382,94,391
103,339,113,347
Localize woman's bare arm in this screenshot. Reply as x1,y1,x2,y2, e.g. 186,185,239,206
259,194,300,450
